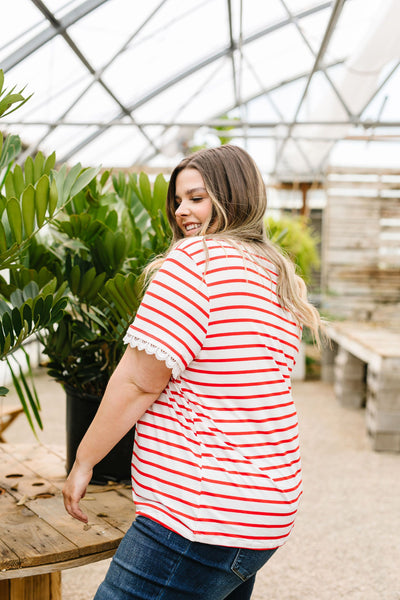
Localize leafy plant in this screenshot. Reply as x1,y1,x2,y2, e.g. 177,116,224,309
34,170,171,398
0,69,98,432
0,69,32,119
266,214,320,284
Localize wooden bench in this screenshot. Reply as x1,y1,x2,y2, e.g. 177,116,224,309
322,321,400,452
0,405,24,442
0,443,134,599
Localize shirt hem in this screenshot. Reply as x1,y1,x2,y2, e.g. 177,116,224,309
135,508,287,551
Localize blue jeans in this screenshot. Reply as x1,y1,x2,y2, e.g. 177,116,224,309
94,516,277,600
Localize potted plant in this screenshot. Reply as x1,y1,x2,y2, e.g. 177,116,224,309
31,169,172,483
265,214,320,284
266,213,321,379
0,69,98,431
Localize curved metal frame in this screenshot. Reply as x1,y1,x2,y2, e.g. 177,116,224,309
2,0,399,176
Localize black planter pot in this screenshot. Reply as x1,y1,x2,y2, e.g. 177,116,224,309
65,386,135,485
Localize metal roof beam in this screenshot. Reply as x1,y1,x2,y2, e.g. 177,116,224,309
239,53,315,172
128,1,333,112
279,0,353,119
357,60,400,118
134,60,228,165
227,0,240,107
273,0,346,173
217,58,344,116
7,119,400,128
24,0,169,156
3,0,110,72
27,0,162,155
58,1,333,162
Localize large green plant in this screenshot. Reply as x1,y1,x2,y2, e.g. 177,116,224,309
265,214,320,284
34,170,171,398
0,69,98,431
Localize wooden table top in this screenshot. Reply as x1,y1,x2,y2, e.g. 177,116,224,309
0,443,134,580
327,321,400,360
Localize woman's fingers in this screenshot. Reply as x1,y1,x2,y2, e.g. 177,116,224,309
62,461,93,523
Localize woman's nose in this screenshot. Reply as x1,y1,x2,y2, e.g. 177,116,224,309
175,200,190,215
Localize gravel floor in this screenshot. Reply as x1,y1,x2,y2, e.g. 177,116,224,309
2,372,399,599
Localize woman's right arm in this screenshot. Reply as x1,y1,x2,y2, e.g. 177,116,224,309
62,345,172,522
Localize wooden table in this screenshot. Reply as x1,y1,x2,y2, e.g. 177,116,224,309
322,321,400,452
0,443,134,599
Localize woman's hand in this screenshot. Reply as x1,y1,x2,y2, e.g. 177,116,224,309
62,460,93,523
62,346,171,522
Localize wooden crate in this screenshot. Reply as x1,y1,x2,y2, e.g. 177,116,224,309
322,168,400,324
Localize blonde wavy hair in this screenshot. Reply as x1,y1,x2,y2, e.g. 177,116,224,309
145,145,323,345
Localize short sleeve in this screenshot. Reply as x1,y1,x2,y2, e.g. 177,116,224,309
123,246,209,379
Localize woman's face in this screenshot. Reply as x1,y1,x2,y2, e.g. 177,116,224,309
174,168,213,237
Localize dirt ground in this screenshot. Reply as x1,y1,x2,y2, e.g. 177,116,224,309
2,372,400,599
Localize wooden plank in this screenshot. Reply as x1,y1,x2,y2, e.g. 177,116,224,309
6,572,61,600
83,489,135,532
326,223,381,234
0,444,134,584
0,505,77,568
326,193,386,201
326,166,400,175
0,493,21,570
326,281,400,295
0,448,128,560
1,444,66,483
326,180,400,190
26,493,127,557
326,273,400,287
0,450,62,501
326,196,382,207
325,250,380,264
51,572,62,600
381,208,400,218
325,222,380,233
0,580,10,596
0,447,77,569
0,550,115,580
327,323,400,359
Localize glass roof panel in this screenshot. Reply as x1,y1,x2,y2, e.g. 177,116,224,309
4,36,88,120
47,0,87,15
283,0,329,12
295,9,333,55
4,123,50,148
41,124,100,159
67,0,165,71
100,0,229,108
362,63,400,121
70,124,157,166
246,95,283,122
0,0,45,53
242,25,314,91
124,58,233,123
327,0,387,59
297,70,350,122
64,81,122,121
240,0,287,37
1,0,399,179
268,79,308,122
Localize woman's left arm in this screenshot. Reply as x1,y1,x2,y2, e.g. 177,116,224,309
62,345,172,522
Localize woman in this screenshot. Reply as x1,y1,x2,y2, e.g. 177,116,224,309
63,145,322,599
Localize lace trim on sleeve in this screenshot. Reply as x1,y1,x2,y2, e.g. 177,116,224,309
123,331,181,379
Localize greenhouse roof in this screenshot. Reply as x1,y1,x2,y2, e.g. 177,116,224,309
2,0,400,180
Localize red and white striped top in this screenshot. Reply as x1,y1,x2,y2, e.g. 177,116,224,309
124,237,303,549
